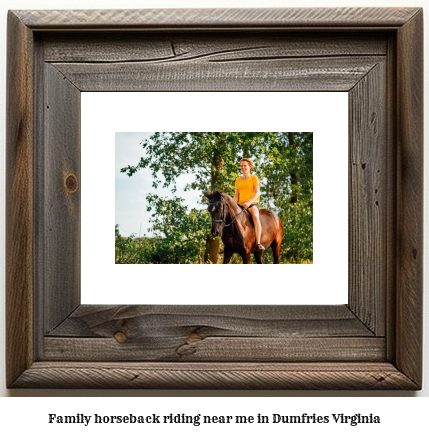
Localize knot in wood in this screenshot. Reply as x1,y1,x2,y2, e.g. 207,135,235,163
114,331,128,343
186,333,203,344
65,174,78,193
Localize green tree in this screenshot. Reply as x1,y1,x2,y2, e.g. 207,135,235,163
144,194,210,263
120,132,313,264
121,132,276,263
261,132,313,262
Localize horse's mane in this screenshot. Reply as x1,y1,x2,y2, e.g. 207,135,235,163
214,190,242,222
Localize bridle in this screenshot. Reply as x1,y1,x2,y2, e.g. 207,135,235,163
208,195,247,229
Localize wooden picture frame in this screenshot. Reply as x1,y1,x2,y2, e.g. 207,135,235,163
6,7,423,389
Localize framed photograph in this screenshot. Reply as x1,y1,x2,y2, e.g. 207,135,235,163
6,7,423,389
83,93,347,306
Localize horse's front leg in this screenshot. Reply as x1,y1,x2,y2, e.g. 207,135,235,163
222,247,234,264
241,252,252,264
254,252,264,264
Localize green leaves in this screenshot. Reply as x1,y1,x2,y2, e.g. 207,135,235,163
119,132,313,264
115,197,211,264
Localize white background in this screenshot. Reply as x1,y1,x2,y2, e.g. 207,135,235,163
82,92,348,305
0,0,428,423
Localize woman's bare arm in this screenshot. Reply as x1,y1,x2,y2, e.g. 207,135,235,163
234,189,239,203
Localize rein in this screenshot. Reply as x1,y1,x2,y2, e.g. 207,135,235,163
208,196,247,228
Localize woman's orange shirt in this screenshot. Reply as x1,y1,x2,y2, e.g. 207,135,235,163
235,174,261,205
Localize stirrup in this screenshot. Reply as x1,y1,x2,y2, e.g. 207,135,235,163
256,244,265,252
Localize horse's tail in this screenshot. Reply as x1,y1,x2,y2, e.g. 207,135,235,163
276,214,283,245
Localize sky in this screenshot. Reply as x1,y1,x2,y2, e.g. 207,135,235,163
115,132,202,237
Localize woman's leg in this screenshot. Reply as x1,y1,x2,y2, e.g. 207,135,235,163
248,206,262,246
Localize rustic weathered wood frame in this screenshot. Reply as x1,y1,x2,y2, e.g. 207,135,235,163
6,8,423,390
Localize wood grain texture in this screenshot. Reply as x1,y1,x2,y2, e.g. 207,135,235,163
385,34,398,363
42,33,388,63
44,337,385,362
47,305,375,338
52,56,383,92
11,362,419,390
44,305,380,362
43,64,81,333
395,9,423,388
348,61,386,336
33,38,47,361
14,8,420,29
6,11,35,388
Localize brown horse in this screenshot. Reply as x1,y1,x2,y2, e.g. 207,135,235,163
203,190,283,264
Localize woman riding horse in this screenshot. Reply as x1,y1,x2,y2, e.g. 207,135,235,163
204,158,283,264
234,158,264,252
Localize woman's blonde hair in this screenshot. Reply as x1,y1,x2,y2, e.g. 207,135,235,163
240,158,254,170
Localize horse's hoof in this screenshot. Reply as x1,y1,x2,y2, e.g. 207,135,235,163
256,244,265,252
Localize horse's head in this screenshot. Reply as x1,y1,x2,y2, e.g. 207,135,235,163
203,190,227,237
